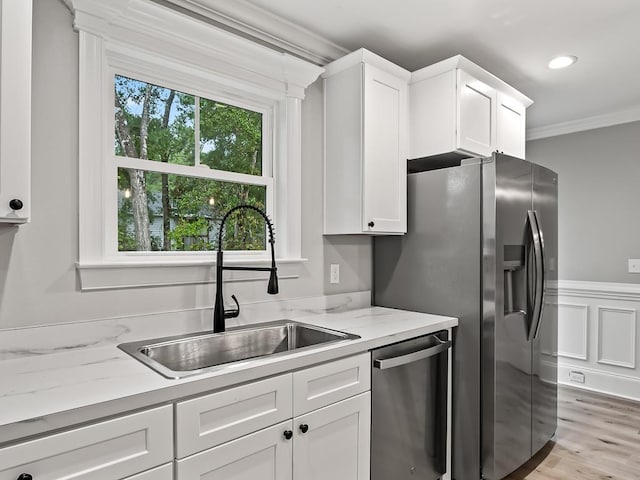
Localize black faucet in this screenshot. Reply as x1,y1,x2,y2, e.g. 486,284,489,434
213,205,278,333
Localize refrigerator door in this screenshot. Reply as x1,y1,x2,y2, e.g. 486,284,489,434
531,164,559,454
482,154,533,480
374,163,482,480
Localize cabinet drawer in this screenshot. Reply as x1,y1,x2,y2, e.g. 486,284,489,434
293,353,371,416
126,463,173,480
0,405,173,480
176,373,292,458
175,420,293,480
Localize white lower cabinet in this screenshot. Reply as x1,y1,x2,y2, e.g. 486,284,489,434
176,354,372,480
1,354,372,480
177,394,371,480
176,420,293,480
294,393,371,480
176,373,292,458
0,405,173,480
292,352,370,416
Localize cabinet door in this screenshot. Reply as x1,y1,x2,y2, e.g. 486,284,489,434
363,64,407,234
176,420,293,480
293,392,371,480
497,92,526,159
0,0,31,223
456,69,496,156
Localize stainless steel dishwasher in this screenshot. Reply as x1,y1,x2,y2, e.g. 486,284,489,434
371,331,450,480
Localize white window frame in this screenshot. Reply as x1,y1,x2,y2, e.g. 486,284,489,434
65,0,323,290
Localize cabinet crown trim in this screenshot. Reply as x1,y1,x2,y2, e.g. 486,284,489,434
410,54,533,107
322,48,411,80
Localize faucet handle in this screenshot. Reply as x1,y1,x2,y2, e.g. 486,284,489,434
224,294,240,319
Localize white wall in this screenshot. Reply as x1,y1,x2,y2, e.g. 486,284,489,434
527,120,640,284
0,0,371,330
528,121,640,400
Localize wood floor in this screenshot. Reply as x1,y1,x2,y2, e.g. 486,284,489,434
504,386,640,480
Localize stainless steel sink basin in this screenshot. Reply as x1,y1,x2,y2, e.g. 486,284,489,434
118,320,360,379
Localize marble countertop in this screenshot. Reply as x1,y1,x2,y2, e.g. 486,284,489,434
0,306,457,446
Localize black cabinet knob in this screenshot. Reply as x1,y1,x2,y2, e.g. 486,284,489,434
283,430,293,440
368,221,375,228
9,199,23,210
299,423,309,434
17,474,33,480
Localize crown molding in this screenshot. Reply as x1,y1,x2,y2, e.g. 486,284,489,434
154,0,349,66
527,104,640,141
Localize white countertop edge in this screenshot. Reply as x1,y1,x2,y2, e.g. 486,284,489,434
0,307,457,446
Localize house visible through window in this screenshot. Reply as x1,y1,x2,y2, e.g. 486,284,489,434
114,74,271,253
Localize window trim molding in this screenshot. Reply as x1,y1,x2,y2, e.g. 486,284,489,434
64,0,323,289
76,257,308,291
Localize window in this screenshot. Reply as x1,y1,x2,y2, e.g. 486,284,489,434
113,75,271,254
67,0,323,289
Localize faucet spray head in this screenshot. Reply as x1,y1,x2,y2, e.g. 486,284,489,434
267,268,279,295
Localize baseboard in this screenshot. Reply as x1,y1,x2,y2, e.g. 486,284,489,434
558,363,640,402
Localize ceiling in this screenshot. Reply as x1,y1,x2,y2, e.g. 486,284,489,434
225,0,640,133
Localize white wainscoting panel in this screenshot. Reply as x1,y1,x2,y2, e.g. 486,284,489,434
557,303,588,360
555,280,640,401
597,306,637,369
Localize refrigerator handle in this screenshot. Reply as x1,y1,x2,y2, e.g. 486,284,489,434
532,211,547,339
527,210,545,341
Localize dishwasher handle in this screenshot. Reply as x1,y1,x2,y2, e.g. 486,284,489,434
373,338,451,370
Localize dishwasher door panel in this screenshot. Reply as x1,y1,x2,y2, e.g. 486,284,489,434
371,332,449,480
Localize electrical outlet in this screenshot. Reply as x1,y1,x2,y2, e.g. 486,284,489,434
629,259,640,273
330,264,340,284
569,370,585,383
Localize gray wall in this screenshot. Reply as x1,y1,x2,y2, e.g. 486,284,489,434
0,0,371,330
527,120,640,283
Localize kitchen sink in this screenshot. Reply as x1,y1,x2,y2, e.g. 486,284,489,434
118,320,360,379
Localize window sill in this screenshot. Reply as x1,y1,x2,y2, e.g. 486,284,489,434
76,257,308,291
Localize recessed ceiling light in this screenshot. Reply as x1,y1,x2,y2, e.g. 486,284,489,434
548,55,578,69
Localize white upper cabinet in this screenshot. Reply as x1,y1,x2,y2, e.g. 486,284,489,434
0,0,32,223
410,55,532,161
324,49,409,235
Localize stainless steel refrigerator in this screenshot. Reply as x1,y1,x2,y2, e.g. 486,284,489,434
373,153,558,480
